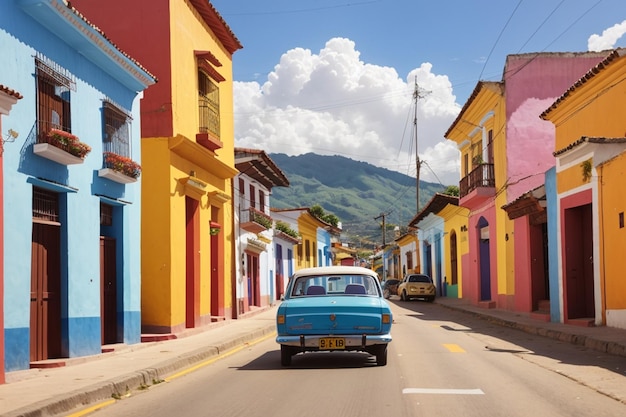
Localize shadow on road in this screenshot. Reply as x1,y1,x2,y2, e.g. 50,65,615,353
235,350,380,371
389,298,626,378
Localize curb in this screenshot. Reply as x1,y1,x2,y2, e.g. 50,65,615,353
438,302,626,359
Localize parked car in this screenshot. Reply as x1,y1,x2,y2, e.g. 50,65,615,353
397,274,436,302
382,279,401,299
276,266,393,367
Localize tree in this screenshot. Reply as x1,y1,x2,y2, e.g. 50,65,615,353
443,185,459,196
310,204,340,227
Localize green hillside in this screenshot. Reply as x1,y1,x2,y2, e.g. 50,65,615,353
269,153,448,247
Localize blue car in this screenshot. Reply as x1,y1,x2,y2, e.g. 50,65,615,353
276,266,393,366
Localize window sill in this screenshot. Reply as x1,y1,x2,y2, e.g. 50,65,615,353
34,143,84,165
196,132,223,152
98,168,137,184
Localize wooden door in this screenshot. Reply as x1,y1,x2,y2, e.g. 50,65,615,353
30,222,62,361
100,237,117,344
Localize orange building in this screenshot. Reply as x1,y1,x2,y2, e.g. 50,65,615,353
541,49,626,329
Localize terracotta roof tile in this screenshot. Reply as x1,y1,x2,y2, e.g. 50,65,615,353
553,136,626,157
0,84,23,99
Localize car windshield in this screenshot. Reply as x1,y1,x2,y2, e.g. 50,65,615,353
290,274,381,297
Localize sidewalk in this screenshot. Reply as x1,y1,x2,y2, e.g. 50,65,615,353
0,308,278,417
2,299,626,417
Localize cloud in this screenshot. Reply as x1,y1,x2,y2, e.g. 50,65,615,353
233,37,462,186
588,20,626,51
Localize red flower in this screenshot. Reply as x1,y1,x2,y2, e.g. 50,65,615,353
45,129,91,158
103,152,141,179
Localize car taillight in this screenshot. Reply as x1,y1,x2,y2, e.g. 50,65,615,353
382,314,391,324
277,314,285,324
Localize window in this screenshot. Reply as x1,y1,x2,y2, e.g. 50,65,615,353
487,129,494,164
405,251,413,271
33,187,59,223
259,190,265,213
238,178,245,199
100,203,113,226
249,184,256,209
103,101,131,157
36,56,75,141
305,240,311,267
450,231,458,285
198,70,220,138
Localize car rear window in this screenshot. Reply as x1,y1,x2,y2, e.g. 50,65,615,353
408,275,432,283
290,274,381,297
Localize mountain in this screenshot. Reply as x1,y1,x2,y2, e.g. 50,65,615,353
268,153,449,247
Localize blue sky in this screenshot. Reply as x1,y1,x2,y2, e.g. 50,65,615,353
212,0,626,186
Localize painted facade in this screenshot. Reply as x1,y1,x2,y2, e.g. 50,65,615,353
1,0,154,372
446,53,607,312
73,0,242,333
272,208,339,271
233,148,289,315
0,84,23,383
499,52,607,314
541,49,626,329
445,81,504,307
410,193,459,297
270,208,300,297
330,242,359,266
395,230,418,278
438,202,469,299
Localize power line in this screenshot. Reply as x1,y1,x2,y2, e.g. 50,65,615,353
478,0,524,80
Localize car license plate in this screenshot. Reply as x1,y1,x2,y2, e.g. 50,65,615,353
319,337,345,349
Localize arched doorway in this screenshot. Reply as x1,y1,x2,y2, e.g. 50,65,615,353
477,216,491,301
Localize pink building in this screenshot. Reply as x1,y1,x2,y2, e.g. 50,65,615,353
447,52,606,313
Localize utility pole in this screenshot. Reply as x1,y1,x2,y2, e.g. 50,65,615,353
375,212,387,246
375,212,387,279
412,77,429,213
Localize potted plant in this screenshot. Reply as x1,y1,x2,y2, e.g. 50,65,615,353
103,152,141,179
45,128,91,158
209,221,221,235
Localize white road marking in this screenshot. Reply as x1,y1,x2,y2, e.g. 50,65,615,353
403,388,485,395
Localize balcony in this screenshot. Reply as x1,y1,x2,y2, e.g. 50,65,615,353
459,163,495,208
34,128,91,165
240,207,273,233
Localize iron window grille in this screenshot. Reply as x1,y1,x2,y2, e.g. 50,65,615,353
35,55,75,142
198,70,220,138
100,203,113,226
32,187,59,223
102,100,132,157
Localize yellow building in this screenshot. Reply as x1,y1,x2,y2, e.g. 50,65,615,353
438,203,470,298
444,81,507,306
74,1,242,333
541,49,626,329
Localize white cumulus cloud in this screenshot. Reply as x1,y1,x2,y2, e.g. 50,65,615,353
588,20,626,51
232,37,461,186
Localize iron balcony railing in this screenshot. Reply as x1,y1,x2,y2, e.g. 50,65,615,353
459,163,495,198
241,207,273,231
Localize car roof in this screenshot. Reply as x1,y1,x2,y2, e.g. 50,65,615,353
292,265,378,278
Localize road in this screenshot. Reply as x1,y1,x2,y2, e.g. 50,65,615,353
80,300,626,417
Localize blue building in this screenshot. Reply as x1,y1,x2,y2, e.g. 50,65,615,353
1,0,155,372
